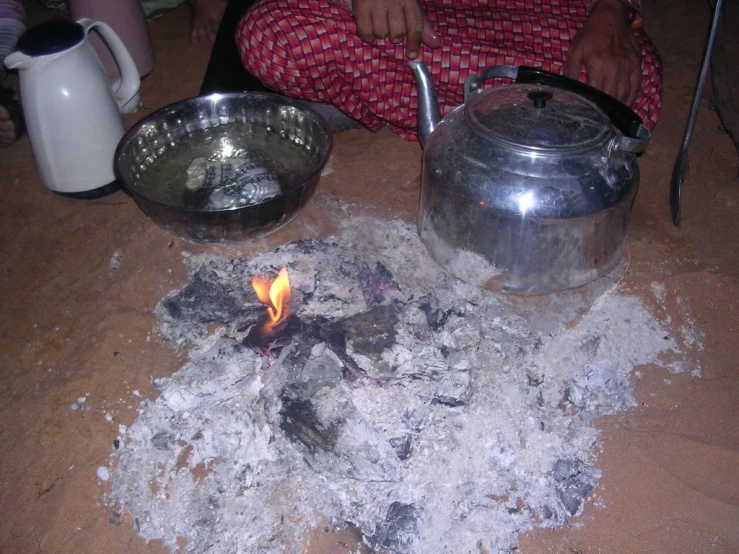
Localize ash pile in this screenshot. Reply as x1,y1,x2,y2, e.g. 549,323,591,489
107,218,686,554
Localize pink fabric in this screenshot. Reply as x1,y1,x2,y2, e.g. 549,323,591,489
236,0,662,141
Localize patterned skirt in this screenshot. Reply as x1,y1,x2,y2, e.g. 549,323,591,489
236,0,663,140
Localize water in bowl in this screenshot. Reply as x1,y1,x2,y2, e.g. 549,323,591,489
136,122,317,209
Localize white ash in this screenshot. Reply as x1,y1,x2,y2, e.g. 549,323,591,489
110,248,124,271
417,222,502,288
108,217,690,554
97,466,111,482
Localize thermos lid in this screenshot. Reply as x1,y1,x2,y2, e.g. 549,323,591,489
17,20,84,57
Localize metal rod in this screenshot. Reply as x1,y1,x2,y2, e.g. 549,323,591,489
669,0,725,226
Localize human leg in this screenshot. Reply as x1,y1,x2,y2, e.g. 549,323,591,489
0,0,26,80
236,0,662,140
141,0,227,43
190,0,227,43
419,0,662,129
141,0,188,19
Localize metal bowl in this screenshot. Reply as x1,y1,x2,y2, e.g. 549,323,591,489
114,92,332,242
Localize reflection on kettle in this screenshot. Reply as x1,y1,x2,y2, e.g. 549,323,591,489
5,19,141,199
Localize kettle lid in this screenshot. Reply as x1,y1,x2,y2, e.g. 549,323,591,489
17,20,85,57
466,84,614,152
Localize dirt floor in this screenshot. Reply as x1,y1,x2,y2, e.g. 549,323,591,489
0,0,737,553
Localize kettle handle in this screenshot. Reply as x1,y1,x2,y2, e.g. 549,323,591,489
464,66,650,154
78,18,141,112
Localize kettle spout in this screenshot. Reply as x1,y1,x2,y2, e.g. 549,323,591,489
407,60,441,146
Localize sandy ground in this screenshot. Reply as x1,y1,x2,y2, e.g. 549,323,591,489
0,0,737,553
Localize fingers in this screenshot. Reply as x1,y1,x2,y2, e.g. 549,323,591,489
616,74,631,105
590,67,617,99
594,60,640,105
388,4,406,43
421,16,441,49
353,0,375,43
404,10,441,57
371,6,389,40
626,35,642,106
626,67,641,107
352,0,440,58
569,42,641,105
403,2,424,58
563,45,584,80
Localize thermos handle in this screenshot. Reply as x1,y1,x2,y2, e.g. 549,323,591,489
4,51,33,71
464,65,650,154
78,18,140,113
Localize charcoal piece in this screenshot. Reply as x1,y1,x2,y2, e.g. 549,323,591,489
277,384,401,482
315,319,348,356
540,505,554,520
277,340,344,398
161,267,241,322
243,313,304,356
432,370,472,407
289,239,330,255
373,502,419,552
418,302,456,332
318,304,399,379
527,373,544,387
344,304,398,355
158,265,262,341
358,262,402,306
400,406,431,434
280,394,338,453
552,459,599,516
150,431,172,451
389,434,414,460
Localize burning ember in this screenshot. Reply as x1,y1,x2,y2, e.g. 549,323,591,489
252,266,291,335
246,266,301,355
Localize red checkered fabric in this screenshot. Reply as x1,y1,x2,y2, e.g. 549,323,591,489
236,0,662,141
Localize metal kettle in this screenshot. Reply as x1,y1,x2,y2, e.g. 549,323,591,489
408,61,650,295
5,19,140,198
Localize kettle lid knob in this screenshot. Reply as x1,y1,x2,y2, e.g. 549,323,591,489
527,90,553,109
16,20,85,57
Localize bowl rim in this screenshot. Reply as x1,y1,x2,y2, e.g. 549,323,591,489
113,91,334,213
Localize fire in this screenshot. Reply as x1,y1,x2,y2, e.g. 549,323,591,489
251,266,291,334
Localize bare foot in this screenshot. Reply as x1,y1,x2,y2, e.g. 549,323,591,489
0,103,17,148
190,0,227,43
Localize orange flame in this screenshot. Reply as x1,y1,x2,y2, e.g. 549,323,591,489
252,266,291,334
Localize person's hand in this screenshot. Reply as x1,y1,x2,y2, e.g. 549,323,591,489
564,0,642,106
351,0,442,59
